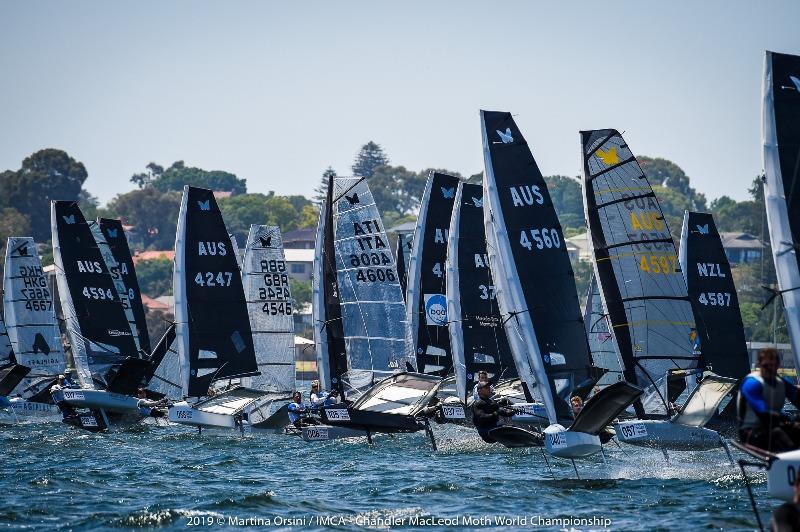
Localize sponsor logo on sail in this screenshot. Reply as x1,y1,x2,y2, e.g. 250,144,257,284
496,128,514,144
424,294,447,326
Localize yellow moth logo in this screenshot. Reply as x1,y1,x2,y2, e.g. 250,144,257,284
596,147,620,165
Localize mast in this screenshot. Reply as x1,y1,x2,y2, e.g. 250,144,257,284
172,186,259,398
3,237,66,396
405,172,460,375
763,50,800,369
679,211,750,379
447,182,516,403
580,129,698,418
97,219,151,354
481,110,593,424
51,201,139,389
241,225,295,393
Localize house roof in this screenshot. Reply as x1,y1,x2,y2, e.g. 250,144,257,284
284,248,315,262
720,232,763,250
213,190,233,199
133,250,175,264
388,221,416,234
283,228,316,242
142,294,170,311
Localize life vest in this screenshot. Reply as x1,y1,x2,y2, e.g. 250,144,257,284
738,372,787,430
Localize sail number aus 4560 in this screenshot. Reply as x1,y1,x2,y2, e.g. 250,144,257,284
639,254,677,274
519,228,561,251
698,292,731,307
194,272,233,287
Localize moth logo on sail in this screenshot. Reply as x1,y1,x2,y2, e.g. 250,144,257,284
696,262,725,277
76,260,103,273
62,215,76,224
13,243,29,257
472,196,483,208
197,200,211,211
495,128,514,144
508,185,544,207
259,236,272,247
424,294,448,326
786,75,800,91
197,241,228,256
596,147,620,165
440,187,455,199
696,224,709,234
106,228,119,238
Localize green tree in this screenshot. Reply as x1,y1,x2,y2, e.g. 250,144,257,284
313,167,336,205
78,189,100,220
352,141,389,179
0,149,88,241
298,204,319,228
130,162,165,188
136,258,173,297
639,156,707,211
544,175,585,231
289,278,312,309
150,161,247,195
102,188,182,249
218,193,305,243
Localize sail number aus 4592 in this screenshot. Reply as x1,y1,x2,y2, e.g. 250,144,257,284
639,254,677,274
698,292,731,307
82,286,115,300
194,272,233,287
519,228,561,251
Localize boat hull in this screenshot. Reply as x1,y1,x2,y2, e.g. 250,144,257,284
614,420,722,450
54,389,140,414
767,450,800,501
299,423,368,442
168,401,238,429
0,398,61,423
544,424,602,458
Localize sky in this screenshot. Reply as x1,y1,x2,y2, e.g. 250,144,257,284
1,1,799,205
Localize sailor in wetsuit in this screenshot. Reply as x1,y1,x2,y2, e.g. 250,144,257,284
739,347,800,453
136,388,168,418
471,381,514,443
288,391,312,428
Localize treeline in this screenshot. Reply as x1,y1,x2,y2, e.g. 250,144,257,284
0,142,786,342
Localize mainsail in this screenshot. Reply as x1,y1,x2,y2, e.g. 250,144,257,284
52,201,139,389
679,211,750,379
447,182,516,403
98,218,151,354
241,225,295,393
405,172,460,375
481,110,594,423
322,176,411,394
580,129,698,417
3,237,66,395
584,273,624,389
312,198,337,391
173,186,259,398
763,50,800,369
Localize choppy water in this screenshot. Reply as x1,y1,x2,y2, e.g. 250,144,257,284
0,421,772,531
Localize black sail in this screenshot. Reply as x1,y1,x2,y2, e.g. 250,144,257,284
174,186,258,398
406,172,460,375
679,211,750,379
447,183,516,403
481,110,594,422
396,234,408,302
52,201,139,388
98,218,151,354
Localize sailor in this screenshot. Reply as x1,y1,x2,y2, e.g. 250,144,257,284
323,389,340,407
471,382,515,443
571,396,584,416
62,371,76,388
772,477,800,531
288,391,310,428
472,371,490,402
136,388,168,418
50,374,67,394
738,347,800,452
309,380,330,409
50,375,76,418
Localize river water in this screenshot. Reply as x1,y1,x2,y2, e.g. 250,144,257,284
0,420,771,531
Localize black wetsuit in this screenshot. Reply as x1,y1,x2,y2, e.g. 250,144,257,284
472,397,513,443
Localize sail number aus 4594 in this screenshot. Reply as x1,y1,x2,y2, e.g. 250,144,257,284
698,292,731,307
194,272,233,287
519,228,561,251
82,286,115,300
639,254,677,274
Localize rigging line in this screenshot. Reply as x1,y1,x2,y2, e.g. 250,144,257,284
633,359,669,412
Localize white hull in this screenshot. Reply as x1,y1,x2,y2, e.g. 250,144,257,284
544,424,601,458
54,389,141,414
168,401,238,429
614,420,722,450
300,423,368,442
8,398,61,422
767,450,800,501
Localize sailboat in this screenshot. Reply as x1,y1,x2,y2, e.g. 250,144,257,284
167,186,262,430
734,50,800,502
578,128,715,451
0,312,34,423
584,273,624,393
446,181,517,417
307,175,441,443
482,111,641,457
1,237,66,421
405,172,460,376
51,201,158,430
236,224,296,430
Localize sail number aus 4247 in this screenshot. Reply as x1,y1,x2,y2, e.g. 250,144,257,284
194,272,233,287
639,254,677,274
519,228,561,251
698,292,731,307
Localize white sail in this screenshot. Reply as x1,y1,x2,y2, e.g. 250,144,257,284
312,200,330,389
241,225,295,393
3,237,66,395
